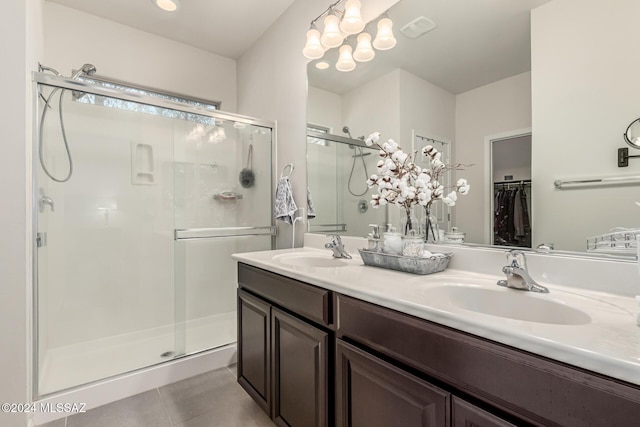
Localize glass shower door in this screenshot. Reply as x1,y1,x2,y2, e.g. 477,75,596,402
34,73,275,397
35,81,177,395
173,117,275,356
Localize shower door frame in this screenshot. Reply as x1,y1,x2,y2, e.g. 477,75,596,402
31,71,277,398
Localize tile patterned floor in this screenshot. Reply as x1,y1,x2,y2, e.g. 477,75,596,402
39,366,275,427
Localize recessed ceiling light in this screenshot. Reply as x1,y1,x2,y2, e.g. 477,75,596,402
315,61,330,70
152,0,181,12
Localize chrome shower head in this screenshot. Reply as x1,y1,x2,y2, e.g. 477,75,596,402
70,64,97,80
342,126,352,139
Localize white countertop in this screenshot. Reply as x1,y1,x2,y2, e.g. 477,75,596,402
233,246,640,387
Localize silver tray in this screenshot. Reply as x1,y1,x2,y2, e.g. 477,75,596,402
358,249,452,275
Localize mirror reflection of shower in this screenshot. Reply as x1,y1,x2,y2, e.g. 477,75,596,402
342,126,370,197
38,63,97,183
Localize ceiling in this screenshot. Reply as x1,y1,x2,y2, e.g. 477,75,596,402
308,0,553,95
46,0,297,59
47,0,552,94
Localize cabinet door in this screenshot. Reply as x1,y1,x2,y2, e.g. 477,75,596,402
238,289,271,416
336,339,450,427
272,307,329,427
452,397,517,427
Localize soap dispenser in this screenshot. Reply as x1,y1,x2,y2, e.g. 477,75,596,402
367,224,381,251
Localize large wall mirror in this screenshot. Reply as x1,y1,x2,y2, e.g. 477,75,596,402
306,0,640,258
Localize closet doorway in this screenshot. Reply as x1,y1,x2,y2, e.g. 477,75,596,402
487,130,532,248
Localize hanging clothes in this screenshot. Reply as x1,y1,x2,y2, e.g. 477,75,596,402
493,182,531,247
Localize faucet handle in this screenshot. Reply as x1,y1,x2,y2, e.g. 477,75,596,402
506,250,526,268
326,234,342,245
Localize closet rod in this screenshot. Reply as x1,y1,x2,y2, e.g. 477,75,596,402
494,179,531,185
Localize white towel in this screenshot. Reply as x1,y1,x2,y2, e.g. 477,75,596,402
275,177,297,224
307,187,316,219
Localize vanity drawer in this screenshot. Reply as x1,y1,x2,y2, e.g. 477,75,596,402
336,294,640,427
238,263,332,327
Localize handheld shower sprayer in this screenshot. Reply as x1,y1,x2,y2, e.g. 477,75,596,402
70,64,97,80
38,63,97,183
342,126,353,140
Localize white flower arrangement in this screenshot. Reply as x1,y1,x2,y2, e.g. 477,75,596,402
364,132,470,221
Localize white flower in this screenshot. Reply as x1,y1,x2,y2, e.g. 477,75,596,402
442,191,458,206
383,139,399,153
431,159,444,171
391,150,408,164
365,132,380,146
365,132,470,215
432,185,444,198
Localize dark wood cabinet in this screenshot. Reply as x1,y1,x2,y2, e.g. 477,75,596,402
336,339,449,427
336,294,640,427
272,307,329,427
237,263,332,427
452,397,516,427
238,263,640,427
238,289,271,415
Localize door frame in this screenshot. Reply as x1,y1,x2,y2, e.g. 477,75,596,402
484,128,532,244
412,130,452,234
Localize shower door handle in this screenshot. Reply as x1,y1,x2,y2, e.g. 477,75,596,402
36,232,47,248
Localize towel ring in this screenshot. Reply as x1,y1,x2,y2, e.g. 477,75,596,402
280,163,294,178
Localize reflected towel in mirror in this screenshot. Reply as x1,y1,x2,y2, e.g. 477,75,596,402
307,187,316,219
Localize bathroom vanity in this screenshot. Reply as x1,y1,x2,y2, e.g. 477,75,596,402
234,244,640,427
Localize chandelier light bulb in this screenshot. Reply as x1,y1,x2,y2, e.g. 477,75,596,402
353,32,375,62
340,0,365,35
320,14,344,48
303,28,324,59
373,18,397,50
336,45,356,72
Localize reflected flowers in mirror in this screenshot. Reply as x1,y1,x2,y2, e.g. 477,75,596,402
364,132,471,236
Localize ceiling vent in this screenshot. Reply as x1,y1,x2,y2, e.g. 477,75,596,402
400,16,437,39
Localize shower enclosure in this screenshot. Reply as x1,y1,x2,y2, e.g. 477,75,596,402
306,130,387,237
33,71,275,397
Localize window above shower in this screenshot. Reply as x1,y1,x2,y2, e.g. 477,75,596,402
75,74,220,126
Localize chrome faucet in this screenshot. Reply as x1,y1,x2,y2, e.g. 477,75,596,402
497,250,549,293
325,234,352,259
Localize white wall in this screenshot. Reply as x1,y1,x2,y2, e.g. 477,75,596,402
531,0,640,252
237,0,325,248
44,3,237,111
493,136,532,182
342,69,401,144
399,69,456,149
455,72,532,243
0,0,42,425
307,86,342,133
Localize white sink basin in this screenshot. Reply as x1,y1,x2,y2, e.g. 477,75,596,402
422,285,592,325
272,252,351,268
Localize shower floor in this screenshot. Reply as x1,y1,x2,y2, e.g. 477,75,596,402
38,311,236,396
